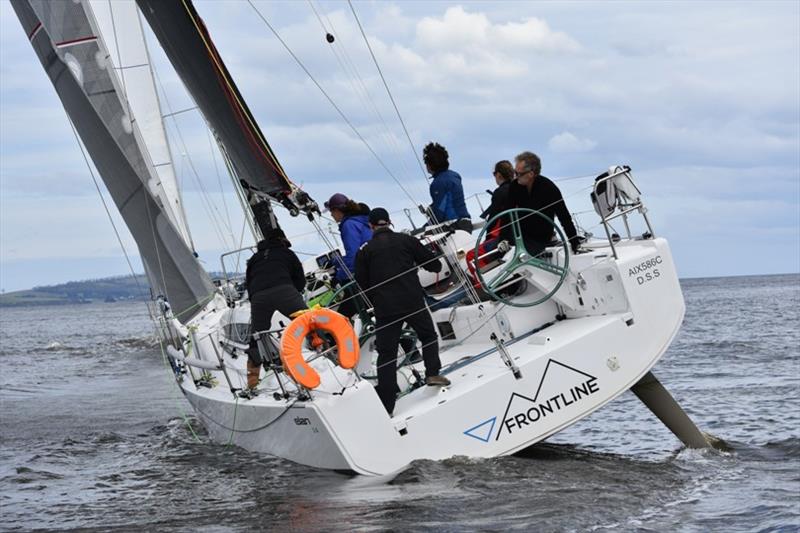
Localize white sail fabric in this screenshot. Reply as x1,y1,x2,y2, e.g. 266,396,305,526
12,0,215,322
88,0,192,247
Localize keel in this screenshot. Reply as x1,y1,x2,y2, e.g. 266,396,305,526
631,371,711,449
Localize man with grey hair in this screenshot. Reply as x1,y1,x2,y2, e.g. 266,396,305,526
502,151,580,255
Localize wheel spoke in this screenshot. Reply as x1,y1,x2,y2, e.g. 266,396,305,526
523,257,567,276
489,268,514,290
475,207,570,308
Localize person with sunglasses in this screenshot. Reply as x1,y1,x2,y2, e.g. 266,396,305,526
502,151,580,256
467,160,514,285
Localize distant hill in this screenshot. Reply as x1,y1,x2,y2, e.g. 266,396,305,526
0,272,237,307
0,274,152,307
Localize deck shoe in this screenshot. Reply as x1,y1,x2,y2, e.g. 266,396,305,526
425,375,451,387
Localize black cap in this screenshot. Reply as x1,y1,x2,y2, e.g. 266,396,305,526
368,207,391,226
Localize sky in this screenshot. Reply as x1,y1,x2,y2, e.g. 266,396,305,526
1,0,799,292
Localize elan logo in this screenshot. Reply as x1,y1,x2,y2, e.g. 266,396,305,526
465,359,600,443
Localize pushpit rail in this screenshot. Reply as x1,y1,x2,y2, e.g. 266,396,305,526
592,165,655,259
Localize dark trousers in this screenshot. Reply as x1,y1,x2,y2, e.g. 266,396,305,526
374,307,440,413
248,285,306,366
335,283,364,322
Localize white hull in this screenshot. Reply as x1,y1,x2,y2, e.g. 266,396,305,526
176,237,684,475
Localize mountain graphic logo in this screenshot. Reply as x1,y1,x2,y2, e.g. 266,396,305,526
495,359,599,441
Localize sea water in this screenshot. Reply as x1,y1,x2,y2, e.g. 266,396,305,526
1,274,798,531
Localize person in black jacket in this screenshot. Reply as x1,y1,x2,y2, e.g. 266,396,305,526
468,160,514,283
503,151,580,255
245,229,306,391
480,160,514,221
355,208,451,415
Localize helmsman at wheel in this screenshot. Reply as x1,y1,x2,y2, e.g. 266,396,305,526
503,151,581,255
355,208,451,415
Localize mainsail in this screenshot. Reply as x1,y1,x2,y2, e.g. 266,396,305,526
89,0,193,248
12,0,215,322
136,0,314,213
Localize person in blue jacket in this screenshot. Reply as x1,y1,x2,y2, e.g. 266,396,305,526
325,193,372,319
424,142,471,227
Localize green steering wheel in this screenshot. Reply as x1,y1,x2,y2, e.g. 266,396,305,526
473,208,570,307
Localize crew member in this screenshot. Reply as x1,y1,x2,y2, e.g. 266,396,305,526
503,151,580,255
424,142,471,228
324,193,372,319
468,160,514,283
355,208,451,415
245,229,306,392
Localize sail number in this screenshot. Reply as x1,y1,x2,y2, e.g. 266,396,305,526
628,255,663,286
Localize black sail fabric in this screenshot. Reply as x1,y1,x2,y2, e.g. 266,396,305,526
12,0,215,322
136,0,294,200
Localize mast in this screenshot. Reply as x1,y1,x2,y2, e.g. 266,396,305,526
88,0,194,248
136,0,318,225
12,0,215,322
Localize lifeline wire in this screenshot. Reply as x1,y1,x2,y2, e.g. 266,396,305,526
329,182,595,313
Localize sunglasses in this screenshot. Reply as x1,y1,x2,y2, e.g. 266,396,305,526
514,169,533,177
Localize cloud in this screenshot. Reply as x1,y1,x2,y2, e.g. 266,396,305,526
548,132,597,153
1,1,798,283
416,6,580,54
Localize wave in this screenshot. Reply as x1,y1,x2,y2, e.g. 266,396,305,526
112,336,160,350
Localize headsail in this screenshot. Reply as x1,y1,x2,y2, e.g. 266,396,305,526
136,0,315,215
89,0,193,248
12,0,215,322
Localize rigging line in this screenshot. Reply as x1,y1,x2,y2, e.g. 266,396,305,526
233,211,250,275
224,149,261,243
553,173,596,183
107,0,197,259
331,183,596,312
152,68,237,248
137,6,197,252
79,7,174,310
308,0,416,186
162,106,199,118
347,0,428,183
245,0,420,207
150,69,230,247
205,126,235,243
67,119,153,321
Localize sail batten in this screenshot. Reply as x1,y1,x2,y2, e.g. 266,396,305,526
13,0,215,322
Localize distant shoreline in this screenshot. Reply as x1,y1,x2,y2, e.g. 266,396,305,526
1,272,797,308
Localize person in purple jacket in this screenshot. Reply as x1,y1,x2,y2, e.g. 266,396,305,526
325,193,372,319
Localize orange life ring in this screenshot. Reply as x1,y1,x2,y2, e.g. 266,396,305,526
279,308,359,389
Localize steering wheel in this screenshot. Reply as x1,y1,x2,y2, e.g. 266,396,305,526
473,208,570,307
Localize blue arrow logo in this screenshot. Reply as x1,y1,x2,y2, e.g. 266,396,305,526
463,417,497,443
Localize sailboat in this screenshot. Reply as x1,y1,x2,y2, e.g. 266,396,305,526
13,0,717,476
